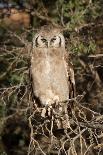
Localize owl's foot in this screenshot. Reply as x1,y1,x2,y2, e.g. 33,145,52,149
41,108,47,117
41,105,52,118
41,96,60,117
41,104,70,130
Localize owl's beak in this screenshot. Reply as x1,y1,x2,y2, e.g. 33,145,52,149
47,41,50,48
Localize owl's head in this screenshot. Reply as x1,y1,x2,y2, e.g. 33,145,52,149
33,26,65,48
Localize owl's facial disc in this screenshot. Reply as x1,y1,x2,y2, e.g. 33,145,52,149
50,36,61,48
35,36,48,47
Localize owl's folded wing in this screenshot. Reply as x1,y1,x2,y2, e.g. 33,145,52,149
64,51,76,99
68,62,76,99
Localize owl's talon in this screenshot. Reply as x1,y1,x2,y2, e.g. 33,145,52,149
48,107,51,116
41,108,46,117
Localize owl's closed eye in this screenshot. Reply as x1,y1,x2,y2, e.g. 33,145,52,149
50,36,61,48
35,36,48,47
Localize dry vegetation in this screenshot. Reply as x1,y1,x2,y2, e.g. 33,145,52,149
0,0,103,155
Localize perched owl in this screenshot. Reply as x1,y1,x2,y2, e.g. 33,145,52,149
31,26,75,108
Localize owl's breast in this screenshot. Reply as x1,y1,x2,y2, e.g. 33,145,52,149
32,48,48,59
32,47,64,58
49,48,64,58
31,47,69,105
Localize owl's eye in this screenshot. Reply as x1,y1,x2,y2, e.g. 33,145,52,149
41,36,48,46
41,38,47,43
35,36,48,47
50,36,61,47
50,36,56,42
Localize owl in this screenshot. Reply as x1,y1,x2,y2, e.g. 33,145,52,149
31,26,75,109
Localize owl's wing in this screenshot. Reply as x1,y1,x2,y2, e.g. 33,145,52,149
68,61,76,98
65,52,76,99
